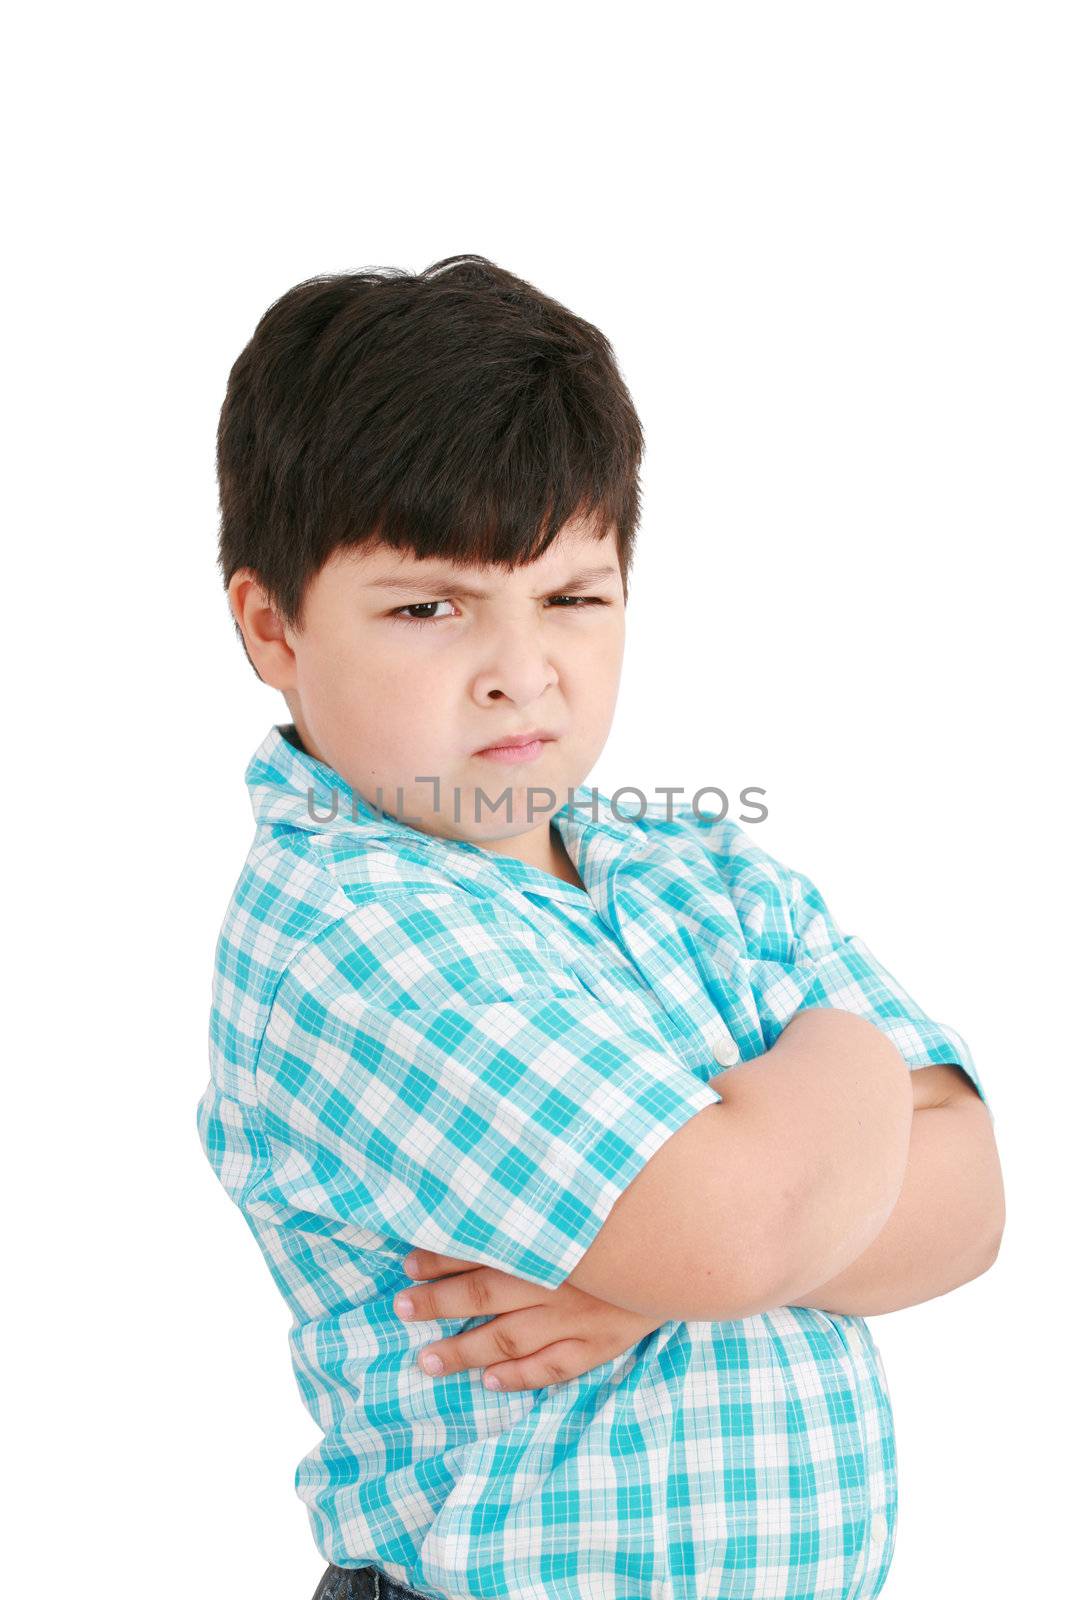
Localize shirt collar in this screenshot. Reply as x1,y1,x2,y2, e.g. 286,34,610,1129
245,722,637,899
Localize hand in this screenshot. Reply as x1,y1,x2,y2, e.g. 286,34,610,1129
393,1250,665,1393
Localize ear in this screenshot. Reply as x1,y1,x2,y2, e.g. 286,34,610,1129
227,569,297,690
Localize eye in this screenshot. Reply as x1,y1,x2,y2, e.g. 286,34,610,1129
389,600,459,626
389,594,608,626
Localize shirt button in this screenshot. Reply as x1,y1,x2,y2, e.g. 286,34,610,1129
870,1511,888,1545
713,1037,741,1067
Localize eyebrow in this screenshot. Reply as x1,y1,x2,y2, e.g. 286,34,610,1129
362,564,619,599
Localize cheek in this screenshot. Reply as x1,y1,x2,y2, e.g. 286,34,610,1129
329,662,442,751
569,630,625,695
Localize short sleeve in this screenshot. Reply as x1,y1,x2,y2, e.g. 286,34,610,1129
745,858,992,1120
252,890,724,1290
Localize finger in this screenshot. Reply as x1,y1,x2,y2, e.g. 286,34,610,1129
396,1266,539,1326
481,1339,590,1393
403,1249,483,1279
414,1308,564,1378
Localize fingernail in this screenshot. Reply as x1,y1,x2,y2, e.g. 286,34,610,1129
421,1351,444,1375
395,1296,415,1319
484,1374,502,1390
403,1254,418,1275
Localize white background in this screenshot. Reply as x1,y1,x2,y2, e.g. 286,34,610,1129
7,3,1064,1596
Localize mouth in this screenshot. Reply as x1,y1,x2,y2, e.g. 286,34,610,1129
473,731,557,763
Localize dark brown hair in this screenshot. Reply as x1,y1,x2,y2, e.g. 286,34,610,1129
216,255,644,673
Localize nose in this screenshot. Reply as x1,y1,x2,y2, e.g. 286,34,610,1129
471,616,560,707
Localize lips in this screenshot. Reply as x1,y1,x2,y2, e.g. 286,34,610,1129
473,729,557,754
472,731,558,765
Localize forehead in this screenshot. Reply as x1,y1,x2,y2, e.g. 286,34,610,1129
330,519,620,593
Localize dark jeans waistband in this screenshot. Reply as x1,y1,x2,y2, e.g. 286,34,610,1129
311,1562,438,1600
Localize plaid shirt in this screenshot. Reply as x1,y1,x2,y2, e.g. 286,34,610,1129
197,723,989,1600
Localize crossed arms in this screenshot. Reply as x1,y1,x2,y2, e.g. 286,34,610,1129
564,1007,1006,1323
393,1008,1007,1389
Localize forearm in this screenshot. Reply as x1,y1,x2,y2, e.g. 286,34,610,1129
787,1097,1005,1315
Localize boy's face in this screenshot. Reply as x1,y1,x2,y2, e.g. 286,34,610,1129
231,514,627,873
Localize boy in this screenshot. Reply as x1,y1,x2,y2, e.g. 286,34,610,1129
197,254,1005,1600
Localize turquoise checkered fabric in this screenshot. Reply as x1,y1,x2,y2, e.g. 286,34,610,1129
197,723,989,1600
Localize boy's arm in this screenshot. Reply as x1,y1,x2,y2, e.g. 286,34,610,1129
567,1006,915,1322
787,1069,1005,1315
